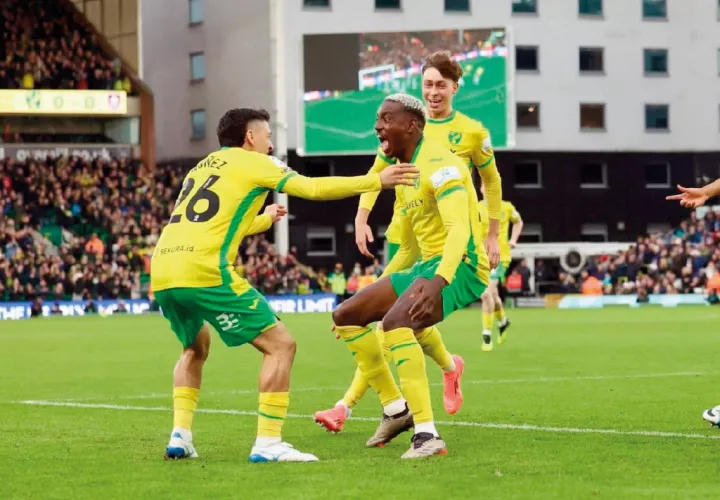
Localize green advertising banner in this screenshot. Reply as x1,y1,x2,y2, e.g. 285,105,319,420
300,29,513,156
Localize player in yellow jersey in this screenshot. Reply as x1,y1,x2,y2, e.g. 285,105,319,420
330,94,501,459
152,108,418,463
476,184,524,351
315,50,500,433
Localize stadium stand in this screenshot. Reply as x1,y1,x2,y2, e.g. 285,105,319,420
0,156,334,302
555,209,720,298
0,0,132,93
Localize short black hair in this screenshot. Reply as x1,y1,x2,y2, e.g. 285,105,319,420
216,108,271,148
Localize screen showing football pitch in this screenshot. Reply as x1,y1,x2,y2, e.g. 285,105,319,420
300,27,513,156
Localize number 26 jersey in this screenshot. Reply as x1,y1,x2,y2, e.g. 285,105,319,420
151,148,294,292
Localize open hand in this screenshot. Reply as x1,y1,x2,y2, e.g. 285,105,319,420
666,185,709,209
264,204,288,223
379,163,419,188
355,221,374,258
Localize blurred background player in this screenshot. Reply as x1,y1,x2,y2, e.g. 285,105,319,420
477,183,523,351
332,94,501,459
152,107,418,463
316,50,500,432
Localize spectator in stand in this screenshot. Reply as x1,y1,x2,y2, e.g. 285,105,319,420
329,263,347,304
580,271,603,296
357,266,376,290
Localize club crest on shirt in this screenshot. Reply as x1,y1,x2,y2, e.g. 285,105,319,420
448,131,463,145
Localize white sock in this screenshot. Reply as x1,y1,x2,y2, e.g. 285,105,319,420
255,436,281,448
414,421,439,437
383,398,407,417
335,399,352,418
483,330,492,338
171,427,192,441
443,357,457,373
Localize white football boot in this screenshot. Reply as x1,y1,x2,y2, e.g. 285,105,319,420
164,428,199,460
702,405,720,426
249,440,319,463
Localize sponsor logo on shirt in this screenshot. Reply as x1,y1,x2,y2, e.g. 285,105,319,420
430,166,461,189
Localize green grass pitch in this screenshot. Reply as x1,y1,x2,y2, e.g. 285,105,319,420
2,308,720,499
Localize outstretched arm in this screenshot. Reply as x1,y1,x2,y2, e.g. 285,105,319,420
666,181,720,208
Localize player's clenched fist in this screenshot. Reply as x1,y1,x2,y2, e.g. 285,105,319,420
264,204,288,222
379,163,419,188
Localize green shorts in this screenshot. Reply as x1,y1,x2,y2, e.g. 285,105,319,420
155,284,278,348
387,242,401,262
490,262,509,283
389,256,487,320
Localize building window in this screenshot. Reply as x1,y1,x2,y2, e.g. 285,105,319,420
445,0,469,12
514,160,542,188
580,103,605,130
517,103,540,128
303,0,330,6
307,227,336,256
516,46,539,71
645,104,669,130
518,223,542,243
580,162,607,188
190,52,205,81
579,0,602,15
581,223,608,242
645,162,670,188
189,0,203,25
644,49,668,74
579,47,604,72
643,0,666,19
513,0,537,14
375,0,400,9
191,109,206,140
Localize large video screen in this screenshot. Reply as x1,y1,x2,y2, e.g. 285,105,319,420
300,27,512,156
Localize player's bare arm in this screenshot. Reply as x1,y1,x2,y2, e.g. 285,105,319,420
666,181,720,208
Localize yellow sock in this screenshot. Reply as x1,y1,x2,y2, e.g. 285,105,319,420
343,367,369,408
494,307,507,324
258,392,289,438
342,326,393,407
385,327,433,424
173,387,199,431
415,326,455,372
482,311,493,330
336,325,402,406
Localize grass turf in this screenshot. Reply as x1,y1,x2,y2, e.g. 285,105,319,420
2,307,719,499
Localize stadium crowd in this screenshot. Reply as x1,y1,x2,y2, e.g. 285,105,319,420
556,210,720,298
0,154,342,302
3,149,720,303
360,30,506,70
0,0,132,92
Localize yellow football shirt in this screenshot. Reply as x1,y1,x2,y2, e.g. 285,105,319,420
424,110,496,171
383,138,500,284
359,110,497,246
477,200,521,265
151,148,382,292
